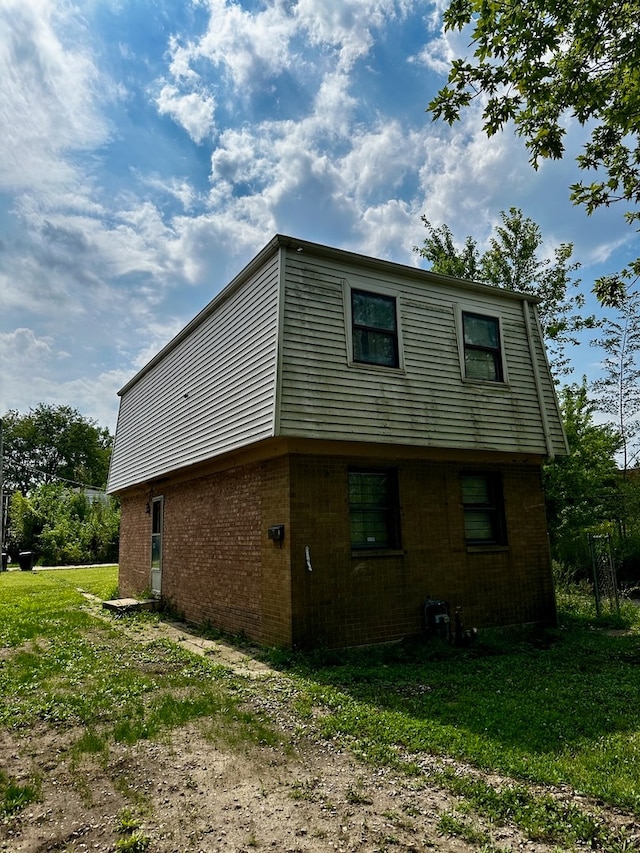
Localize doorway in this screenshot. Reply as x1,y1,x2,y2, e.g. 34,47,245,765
150,496,163,597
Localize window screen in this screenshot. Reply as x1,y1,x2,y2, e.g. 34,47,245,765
461,474,506,545
349,470,400,549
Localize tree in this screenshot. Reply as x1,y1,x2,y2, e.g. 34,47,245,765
8,483,120,565
1,405,113,494
415,208,591,377
428,0,640,305
543,380,622,567
591,293,640,471
415,220,481,281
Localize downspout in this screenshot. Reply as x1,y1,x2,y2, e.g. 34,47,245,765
522,300,555,460
272,244,287,439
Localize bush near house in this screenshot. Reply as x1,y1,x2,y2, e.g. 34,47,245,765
7,483,120,566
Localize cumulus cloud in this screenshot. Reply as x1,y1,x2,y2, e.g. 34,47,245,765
196,0,299,88
0,329,127,427
358,198,420,260
339,120,423,201
137,174,199,212
155,84,216,144
160,0,412,112
414,19,472,76
0,328,57,368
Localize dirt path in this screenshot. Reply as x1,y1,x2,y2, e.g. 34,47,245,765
0,719,571,853
2,604,637,852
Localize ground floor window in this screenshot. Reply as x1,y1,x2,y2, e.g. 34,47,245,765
460,473,506,545
348,469,400,549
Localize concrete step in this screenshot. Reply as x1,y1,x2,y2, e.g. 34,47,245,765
102,597,159,614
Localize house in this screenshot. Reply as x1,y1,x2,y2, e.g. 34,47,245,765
107,235,567,649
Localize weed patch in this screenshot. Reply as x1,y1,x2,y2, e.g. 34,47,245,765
0,770,40,817
115,830,150,851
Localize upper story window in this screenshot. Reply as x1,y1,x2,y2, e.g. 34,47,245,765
462,311,504,382
349,469,401,549
460,473,506,546
351,289,399,368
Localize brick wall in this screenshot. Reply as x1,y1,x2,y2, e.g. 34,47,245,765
287,454,555,648
118,492,151,597
117,449,555,649
117,459,294,646
160,464,263,637
260,455,293,646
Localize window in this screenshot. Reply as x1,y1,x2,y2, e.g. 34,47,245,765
349,470,400,549
351,289,399,367
460,474,506,546
462,311,504,381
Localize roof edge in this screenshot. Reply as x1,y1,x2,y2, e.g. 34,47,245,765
273,235,541,303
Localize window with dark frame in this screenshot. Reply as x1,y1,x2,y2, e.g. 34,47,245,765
351,289,399,367
349,470,401,549
460,473,506,546
462,311,504,382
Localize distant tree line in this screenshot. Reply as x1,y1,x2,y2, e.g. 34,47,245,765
1,404,119,566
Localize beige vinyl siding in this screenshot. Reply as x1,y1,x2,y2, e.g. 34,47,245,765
277,251,566,456
108,254,280,492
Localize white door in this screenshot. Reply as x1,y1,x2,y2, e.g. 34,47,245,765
150,496,163,597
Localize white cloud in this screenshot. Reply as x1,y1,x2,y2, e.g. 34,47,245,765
1,0,634,431
0,329,128,428
415,108,527,240
0,328,56,369
296,0,412,69
137,173,199,212
0,0,112,196
60,371,131,433
358,198,420,260
162,0,413,112
339,120,422,202
414,19,472,76
155,84,216,144
192,0,299,91
168,210,275,285
166,35,200,83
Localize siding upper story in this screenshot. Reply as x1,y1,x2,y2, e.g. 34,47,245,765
276,248,567,457
107,235,567,494
107,249,281,493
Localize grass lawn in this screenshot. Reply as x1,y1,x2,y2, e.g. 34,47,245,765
280,605,640,812
1,566,639,849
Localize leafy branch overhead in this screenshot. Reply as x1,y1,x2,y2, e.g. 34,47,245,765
428,0,640,305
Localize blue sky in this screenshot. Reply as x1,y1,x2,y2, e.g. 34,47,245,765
1,0,637,433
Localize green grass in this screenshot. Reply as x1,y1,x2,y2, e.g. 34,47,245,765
266,597,640,816
2,567,640,849
0,567,278,755
259,586,640,846
115,831,151,852
0,770,40,817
